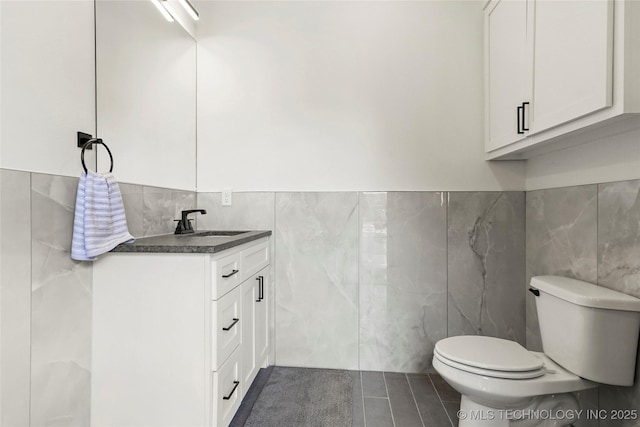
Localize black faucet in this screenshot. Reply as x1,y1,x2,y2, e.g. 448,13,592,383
174,209,207,234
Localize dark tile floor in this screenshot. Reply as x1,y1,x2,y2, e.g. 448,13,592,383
232,368,462,427
352,371,461,427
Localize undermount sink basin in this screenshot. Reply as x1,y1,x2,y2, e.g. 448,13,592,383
189,230,250,237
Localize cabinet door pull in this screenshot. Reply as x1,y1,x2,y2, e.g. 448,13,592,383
517,105,524,134
222,318,240,331
222,381,240,400
259,276,264,301
255,276,262,302
521,102,530,131
222,269,239,279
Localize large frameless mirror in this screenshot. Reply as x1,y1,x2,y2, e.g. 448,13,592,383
95,0,197,191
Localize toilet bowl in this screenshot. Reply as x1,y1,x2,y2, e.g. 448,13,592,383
433,336,596,408
433,276,640,427
433,336,596,426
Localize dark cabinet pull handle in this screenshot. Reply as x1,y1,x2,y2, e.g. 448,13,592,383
517,105,524,134
222,269,239,278
256,276,262,302
222,381,240,400
521,102,530,131
529,288,540,297
222,318,240,331
259,276,264,301
517,102,530,135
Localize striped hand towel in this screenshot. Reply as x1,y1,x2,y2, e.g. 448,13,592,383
71,171,134,261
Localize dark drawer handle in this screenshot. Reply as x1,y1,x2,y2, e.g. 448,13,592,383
222,318,240,331
222,381,240,400
222,269,239,279
255,276,264,302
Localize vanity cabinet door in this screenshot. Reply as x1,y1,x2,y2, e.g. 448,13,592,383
255,270,269,366
241,276,258,391
241,267,270,391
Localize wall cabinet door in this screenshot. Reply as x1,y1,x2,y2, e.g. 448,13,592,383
485,0,531,152
530,0,613,133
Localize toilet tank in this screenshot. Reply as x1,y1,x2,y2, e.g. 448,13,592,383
530,276,640,386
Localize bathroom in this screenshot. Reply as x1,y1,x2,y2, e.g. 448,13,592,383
1,0,639,426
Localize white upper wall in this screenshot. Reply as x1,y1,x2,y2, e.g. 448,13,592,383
526,128,640,191
196,1,525,192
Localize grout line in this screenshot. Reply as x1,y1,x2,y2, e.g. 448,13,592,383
382,372,396,427
445,191,449,338
406,373,426,427
357,192,361,372
359,371,367,427
28,172,33,427
428,374,455,427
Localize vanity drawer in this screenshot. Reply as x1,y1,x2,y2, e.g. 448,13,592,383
241,239,269,279
211,251,242,300
211,286,242,370
212,347,242,427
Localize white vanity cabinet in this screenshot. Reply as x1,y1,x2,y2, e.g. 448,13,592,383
485,0,640,159
91,237,270,427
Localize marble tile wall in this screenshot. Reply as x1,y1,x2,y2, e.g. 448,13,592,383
359,192,447,372
0,168,196,427
274,193,360,370
448,192,526,345
17,178,640,423
525,181,640,427
30,173,93,427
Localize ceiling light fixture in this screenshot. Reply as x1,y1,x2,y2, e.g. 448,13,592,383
177,0,199,21
150,0,175,22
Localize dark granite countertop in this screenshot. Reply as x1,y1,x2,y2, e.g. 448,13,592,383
111,230,272,254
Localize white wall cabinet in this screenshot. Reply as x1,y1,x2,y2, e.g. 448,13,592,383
485,0,640,160
92,237,270,427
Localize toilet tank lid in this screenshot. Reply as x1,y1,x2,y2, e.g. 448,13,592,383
531,276,640,312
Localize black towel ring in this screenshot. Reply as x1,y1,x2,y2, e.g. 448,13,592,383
81,138,114,173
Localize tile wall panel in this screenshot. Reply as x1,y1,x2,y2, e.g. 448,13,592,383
30,173,92,427
359,192,447,372
275,192,359,370
447,192,526,344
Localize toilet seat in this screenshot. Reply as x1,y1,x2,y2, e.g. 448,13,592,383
434,336,546,379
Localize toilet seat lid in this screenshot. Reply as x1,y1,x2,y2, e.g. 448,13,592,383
435,336,545,373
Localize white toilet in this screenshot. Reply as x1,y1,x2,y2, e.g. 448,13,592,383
433,276,640,427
